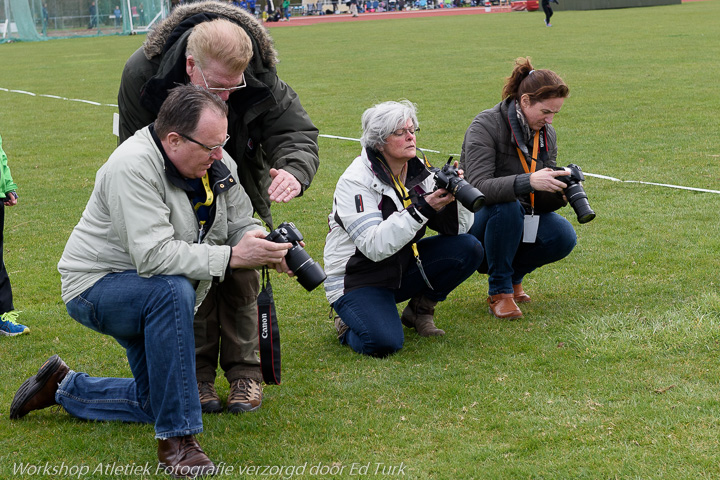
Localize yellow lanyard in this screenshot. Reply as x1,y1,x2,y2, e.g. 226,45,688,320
389,170,433,290
515,131,540,211
193,173,214,243
193,173,214,211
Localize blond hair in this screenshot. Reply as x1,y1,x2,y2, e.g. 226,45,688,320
186,19,253,75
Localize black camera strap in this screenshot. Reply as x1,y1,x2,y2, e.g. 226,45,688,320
257,266,281,385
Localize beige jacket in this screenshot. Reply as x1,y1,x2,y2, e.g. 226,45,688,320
58,126,263,306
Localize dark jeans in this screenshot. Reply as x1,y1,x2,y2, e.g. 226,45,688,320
61,272,202,439
332,234,483,357
0,203,13,314
469,200,576,296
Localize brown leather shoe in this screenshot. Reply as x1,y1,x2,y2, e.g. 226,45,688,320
158,435,216,479
513,284,531,303
487,293,523,319
10,354,69,419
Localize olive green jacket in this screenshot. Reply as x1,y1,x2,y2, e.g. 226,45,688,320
117,1,319,227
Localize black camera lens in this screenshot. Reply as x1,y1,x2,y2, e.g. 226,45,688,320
565,183,596,224
266,222,327,291
451,181,485,212
434,159,485,213
285,245,327,291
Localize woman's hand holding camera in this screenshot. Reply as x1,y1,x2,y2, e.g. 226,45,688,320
425,160,467,212
425,189,456,211
530,168,570,193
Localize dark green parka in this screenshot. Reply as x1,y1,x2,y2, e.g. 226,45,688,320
117,0,319,227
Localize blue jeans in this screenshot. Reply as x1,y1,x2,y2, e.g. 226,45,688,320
58,271,202,439
332,234,483,357
469,200,577,296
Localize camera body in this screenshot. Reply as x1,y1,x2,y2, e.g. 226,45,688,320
432,158,486,212
265,222,327,291
552,164,596,224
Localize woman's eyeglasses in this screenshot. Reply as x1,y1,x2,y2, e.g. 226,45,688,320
391,126,419,137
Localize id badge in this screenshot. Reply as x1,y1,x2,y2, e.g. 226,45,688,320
523,214,539,243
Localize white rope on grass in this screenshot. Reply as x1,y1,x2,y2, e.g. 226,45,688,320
3,87,718,195
584,172,720,195
0,87,119,108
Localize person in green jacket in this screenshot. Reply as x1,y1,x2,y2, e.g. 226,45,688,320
0,134,27,337
117,1,319,415
282,0,291,20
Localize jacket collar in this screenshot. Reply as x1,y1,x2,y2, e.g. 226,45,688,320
364,147,431,191
150,124,237,196
505,98,549,164
143,1,277,67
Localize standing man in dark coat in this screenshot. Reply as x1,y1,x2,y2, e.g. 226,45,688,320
117,0,319,416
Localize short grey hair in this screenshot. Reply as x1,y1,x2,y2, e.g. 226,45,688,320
360,100,419,150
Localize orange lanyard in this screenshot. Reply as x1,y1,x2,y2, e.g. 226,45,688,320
515,131,540,211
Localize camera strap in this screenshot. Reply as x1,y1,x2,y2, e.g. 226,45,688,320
390,173,433,290
516,131,540,213
257,266,281,385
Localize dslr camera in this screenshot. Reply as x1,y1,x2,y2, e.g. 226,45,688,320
266,222,327,291
431,157,486,212
553,164,596,224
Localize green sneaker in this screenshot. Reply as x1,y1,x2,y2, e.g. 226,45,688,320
1,311,29,336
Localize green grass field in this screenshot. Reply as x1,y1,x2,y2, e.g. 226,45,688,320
1,1,720,478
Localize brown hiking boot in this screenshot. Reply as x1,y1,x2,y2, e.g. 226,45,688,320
334,315,349,340
227,378,262,414
197,382,222,414
401,296,445,337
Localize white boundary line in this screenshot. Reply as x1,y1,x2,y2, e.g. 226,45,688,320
583,172,720,194
0,87,119,108
3,87,718,195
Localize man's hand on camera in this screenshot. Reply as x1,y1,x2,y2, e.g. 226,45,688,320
270,257,294,276
425,188,456,211
268,168,301,203
269,240,305,276
230,229,291,269
530,167,570,193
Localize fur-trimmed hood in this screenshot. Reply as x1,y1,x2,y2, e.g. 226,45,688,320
143,0,278,67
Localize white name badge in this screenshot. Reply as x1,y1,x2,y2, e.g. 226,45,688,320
523,214,539,243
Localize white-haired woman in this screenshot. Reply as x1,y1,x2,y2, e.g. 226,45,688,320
323,100,484,357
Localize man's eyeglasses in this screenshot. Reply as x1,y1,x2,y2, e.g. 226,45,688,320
196,64,246,93
178,132,230,155
391,126,419,137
